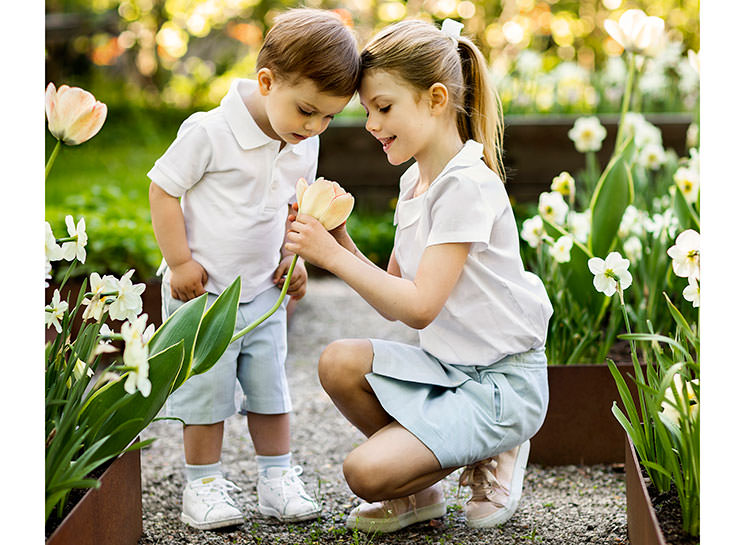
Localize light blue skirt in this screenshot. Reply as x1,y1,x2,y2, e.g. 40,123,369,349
366,339,549,469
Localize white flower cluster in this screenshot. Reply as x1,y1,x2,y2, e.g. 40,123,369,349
45,217,153,397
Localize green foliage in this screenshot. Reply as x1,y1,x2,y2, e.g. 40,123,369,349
345,209,396,268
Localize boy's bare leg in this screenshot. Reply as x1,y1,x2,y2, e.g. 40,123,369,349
183,422,224,464
245,412,290,455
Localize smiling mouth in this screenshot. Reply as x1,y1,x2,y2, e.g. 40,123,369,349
380,136,396,152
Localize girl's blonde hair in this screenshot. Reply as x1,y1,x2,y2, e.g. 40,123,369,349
361,20,505,181
258,9,361,97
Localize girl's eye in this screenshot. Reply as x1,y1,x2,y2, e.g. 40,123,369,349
379,105,391,113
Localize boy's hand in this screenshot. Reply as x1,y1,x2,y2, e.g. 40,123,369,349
274,254,308,301
169,259,208,301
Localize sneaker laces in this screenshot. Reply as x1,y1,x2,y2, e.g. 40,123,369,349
192,477,241,508
458,459,508,504
277,466,312,500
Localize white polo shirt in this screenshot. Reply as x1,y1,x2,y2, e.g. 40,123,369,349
393,140,553,365
148,79,319,302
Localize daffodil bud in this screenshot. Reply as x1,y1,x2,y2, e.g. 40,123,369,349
296,177,355,230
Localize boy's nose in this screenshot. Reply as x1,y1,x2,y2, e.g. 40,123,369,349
304,117,322,135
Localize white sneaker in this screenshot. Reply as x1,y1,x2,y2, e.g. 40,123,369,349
257,466,321,522
180,475,244,530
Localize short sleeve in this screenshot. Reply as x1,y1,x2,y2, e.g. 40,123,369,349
425,175,502,252
147,113,213,197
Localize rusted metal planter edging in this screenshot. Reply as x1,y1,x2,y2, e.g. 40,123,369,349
530,363,642,466
46,448,143,545
625,433,666,545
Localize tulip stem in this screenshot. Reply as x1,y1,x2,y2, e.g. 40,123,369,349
614,54,637,154
45,140,62,180
231,254,298,343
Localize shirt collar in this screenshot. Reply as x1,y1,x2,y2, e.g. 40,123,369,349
440,140,484,175
221,79,304,155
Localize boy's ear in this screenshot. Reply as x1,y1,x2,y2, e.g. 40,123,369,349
428,83,449,115
257,68,275,96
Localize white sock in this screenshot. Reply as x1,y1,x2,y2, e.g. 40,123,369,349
256,453,291,476
184,461,223,482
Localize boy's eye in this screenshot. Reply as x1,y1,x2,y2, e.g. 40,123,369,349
298,107,313,116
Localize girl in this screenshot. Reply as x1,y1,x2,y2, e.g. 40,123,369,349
285,18,552,532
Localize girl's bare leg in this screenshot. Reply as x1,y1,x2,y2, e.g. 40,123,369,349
318,339,457,501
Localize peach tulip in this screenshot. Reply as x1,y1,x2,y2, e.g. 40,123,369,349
45,83,107,145
296,177,354,230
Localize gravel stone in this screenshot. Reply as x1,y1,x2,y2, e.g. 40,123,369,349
139,276,629,544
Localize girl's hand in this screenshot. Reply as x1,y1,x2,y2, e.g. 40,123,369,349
289,202,355,254
170,259,208,301
285,213,343,270
274,255,308,300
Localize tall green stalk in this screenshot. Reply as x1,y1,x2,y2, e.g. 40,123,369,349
614,54,637,154
46,139,62,180
231,254,298,343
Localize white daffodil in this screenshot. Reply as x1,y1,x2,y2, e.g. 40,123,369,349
568,116,607,153
673,166,700,204
45,289,69,333
683,276,700,308
638,143,665,170
588,252,633,297
549,235,574,263
619,205,645,238
667,229,700,280
687,148,700,174
60,215,88,263
121,314,151,397
686,123,699,150
45,222,63,262
623,236,643,263
566,210,591,243
604,9,666,57
660,374,699,426
108,269,146,322
81,272,119,321
538,191,569,225
520,215,546,248
551,171,576,202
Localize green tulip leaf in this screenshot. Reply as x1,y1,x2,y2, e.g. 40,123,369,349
79,341,185,461
148,293,207,387
187,277,241,380
588,136,635,257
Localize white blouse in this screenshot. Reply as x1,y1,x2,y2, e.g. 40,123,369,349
393,140,553,365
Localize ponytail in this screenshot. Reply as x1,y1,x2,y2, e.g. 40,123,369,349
456,39,505,182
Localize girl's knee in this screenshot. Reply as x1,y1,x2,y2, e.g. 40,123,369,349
343,449,389,501
318,339,371,394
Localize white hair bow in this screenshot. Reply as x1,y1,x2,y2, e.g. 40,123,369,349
441,18,464,44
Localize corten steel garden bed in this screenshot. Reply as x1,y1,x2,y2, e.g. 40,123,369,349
46,447,143,545
318,113,692,209
625,433,666,545
530,362,643,466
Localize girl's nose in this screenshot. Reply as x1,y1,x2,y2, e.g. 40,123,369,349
365,115,378,134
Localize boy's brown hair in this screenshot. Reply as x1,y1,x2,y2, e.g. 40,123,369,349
257,8,361,97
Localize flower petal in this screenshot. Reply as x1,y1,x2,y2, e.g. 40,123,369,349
319,193,355,230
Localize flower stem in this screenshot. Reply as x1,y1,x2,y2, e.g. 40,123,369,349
45,140,62,180
230,254,298,343
614,54,637,154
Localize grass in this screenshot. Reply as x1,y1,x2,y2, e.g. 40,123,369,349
45,105,187,208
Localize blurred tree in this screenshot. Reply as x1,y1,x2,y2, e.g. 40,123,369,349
45,0,699,109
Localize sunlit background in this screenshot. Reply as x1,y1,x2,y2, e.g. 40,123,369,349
46,0,700,114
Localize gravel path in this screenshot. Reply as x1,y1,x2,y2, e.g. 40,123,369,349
138,276,629,545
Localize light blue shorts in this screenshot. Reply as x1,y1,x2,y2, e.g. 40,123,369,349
162,282,292,425
366,340,549,469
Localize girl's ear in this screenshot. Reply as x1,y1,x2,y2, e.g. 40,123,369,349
257,68,275,96
428,83,449,115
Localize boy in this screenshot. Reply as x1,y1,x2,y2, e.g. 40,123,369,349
148,9,360,530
